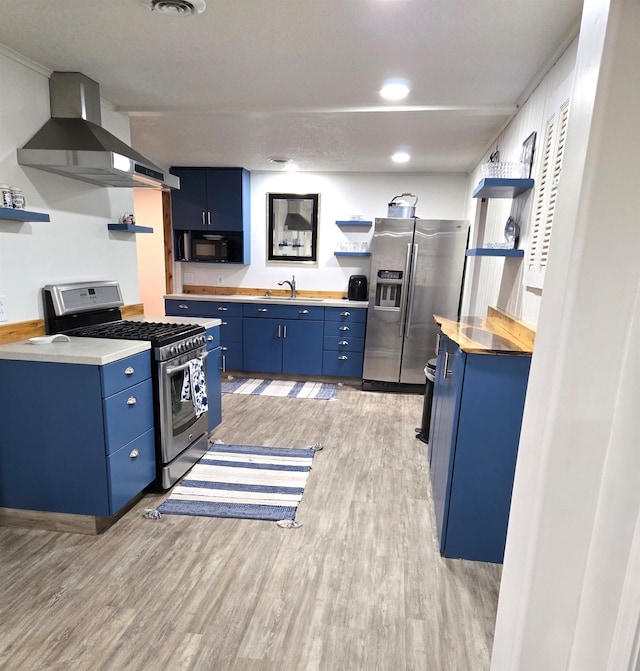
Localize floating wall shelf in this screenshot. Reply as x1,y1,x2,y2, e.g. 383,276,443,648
0,207,50,223
335,220,373,227
466,248,525,258
334,252,371,257
472,178,534,199
108,223,154,234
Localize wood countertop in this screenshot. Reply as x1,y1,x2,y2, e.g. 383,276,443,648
434,307,535,355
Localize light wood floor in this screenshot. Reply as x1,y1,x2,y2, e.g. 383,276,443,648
0,382,501,670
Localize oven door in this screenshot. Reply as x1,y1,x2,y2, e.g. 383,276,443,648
157,347,209,464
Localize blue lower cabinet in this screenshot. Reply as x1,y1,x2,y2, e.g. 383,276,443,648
429,333,531,563
243,318,323,375
205,326,222,432
322,351,364,377
107,429,156,513
0,353,155,518
221,343,243,371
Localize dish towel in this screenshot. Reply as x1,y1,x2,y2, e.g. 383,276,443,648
181,357,208,417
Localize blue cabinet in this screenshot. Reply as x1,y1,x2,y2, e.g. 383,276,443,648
243,303,324,375
170,167,251,264
165,299,243,371
428,334,531,563
0,352,155,518
322,307,367,377
204,324,222,432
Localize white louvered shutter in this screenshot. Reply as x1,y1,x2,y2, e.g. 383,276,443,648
526,98,570,289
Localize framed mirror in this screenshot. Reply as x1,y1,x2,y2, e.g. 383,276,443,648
267,193,319,263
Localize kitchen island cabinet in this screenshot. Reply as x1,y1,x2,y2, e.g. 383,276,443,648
429,313,533,563
0,343,155,527
205,324,222,432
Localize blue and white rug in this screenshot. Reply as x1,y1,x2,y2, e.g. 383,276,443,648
157,443,315,521
222,377,337,400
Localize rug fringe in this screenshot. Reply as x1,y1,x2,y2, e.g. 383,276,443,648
276,519,303,528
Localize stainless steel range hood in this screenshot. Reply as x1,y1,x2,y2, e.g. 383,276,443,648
17,72,179,190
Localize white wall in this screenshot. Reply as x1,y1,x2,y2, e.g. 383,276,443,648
134,189,166,315
174,171,468,295
491,0,640,668
0,46,140,322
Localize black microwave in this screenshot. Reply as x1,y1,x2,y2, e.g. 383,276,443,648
178,232,229,262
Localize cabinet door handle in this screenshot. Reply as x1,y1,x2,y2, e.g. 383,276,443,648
339,325,350,331
217,306,228,311
222,353,227,372
127,396,137,406
338,355,348,361
202,212,206,227
129,449,140,459
340,311,351,317
258,308,268,312
221,321,227,326
221,346,228,351
338,340,349,346
436,332,441,355
207,335,214,341
124,366,135,376
443,352,453,379
283,325,287,338
178,304,188,310
278,325,282,338
207,211,211,227
299,309,309,314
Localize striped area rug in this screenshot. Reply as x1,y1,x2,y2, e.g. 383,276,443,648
157,443,315,521
222,377,337,400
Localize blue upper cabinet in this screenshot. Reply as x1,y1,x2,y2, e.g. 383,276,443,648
170,167,250,232
170,167,251,264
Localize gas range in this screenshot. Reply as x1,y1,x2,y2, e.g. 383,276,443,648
63,319,206,361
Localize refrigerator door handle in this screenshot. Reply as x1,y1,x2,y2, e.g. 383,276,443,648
405,244,419,334
399,242,413,337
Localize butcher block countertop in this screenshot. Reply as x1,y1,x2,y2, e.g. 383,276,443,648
435,307,535,355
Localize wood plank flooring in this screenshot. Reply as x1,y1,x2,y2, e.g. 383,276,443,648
0,382,501,670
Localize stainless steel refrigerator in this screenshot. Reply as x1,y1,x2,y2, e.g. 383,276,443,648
362,217,469,389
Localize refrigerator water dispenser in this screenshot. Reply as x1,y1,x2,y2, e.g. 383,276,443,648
375,270,403,309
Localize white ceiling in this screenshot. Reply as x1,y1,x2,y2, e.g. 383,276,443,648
0,0,583,174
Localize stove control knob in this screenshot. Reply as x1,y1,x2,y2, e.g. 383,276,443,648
179,342,186,353
170,345,178,357
199,335,206,346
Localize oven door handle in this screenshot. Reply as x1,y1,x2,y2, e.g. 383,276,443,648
164,351,209,376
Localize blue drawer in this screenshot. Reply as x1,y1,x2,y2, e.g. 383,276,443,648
100,352,151,397
323,320,366,339
103,380,154,455
323,335,365,352
165,299,243,318
211,302,244,317
219,315,242,342
107,428,156,514
325,307,367,323
322,351,364,378
205,325,221,350
243,303,324,320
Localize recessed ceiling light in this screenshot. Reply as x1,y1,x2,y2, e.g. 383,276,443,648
140,0,206,15
268,157,292,165
392,151,411,163
380,78,410,101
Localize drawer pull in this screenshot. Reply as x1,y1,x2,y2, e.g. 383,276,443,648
339,325,350,331
258,308,268,312
221,321,228,326
126,396,137,406
217,306,228,311
129,449,140,459
221,346,228,351
338,340,349,346
207,335,214,341
299,309,309,314
338,355,349,361
178,304,188,309
340,311,351,317
124,366,135,376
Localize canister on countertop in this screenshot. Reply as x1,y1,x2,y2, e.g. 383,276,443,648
0,184,12,208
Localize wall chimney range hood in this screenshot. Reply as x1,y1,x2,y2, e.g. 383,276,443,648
17,72,179,191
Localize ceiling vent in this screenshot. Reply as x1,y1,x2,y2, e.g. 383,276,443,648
141,0,206,15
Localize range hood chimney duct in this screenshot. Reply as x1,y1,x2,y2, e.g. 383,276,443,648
17,72,179,191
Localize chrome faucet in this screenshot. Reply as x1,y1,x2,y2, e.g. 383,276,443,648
278,275,296,298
